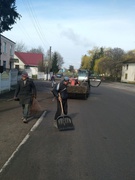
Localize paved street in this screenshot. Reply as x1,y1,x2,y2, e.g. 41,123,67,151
0,80,53,170
0,81,135,180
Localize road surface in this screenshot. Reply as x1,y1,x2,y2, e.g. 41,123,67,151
0,81,135,180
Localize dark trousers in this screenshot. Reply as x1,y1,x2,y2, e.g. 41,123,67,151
54,99,68,120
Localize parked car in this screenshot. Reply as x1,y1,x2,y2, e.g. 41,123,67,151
56,74,63,78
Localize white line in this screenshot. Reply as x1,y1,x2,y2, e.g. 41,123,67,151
0,134,30,173
30,111,46,132
0,110,46,174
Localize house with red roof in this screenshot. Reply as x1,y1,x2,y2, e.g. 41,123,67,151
14,52,44,77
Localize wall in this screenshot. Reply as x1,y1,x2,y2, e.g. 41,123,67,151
121,63,135,83
14,54,25,69
1,35,15,69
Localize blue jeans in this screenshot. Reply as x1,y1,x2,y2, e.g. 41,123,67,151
22,104,30,119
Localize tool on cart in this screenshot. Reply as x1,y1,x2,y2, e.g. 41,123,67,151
57,94,74,131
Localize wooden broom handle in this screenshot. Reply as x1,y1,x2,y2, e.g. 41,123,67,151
58,93,64,115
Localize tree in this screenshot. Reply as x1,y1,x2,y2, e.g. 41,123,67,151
28,46,45,54
51,52,59,74
69,65,74,73
88,47,104,71
94,56,110,75
0,0,21,64
0,0,21,33
80,47,104,71
80,55,91,70
123,49,135,60
51,51,64,73
104,48,125,79
54,51,64,68
15,41,27,52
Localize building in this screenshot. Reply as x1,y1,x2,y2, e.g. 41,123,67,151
121,59,135,83
14,51,44,76
0,35,16,71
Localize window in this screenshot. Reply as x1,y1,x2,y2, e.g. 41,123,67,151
126,64,128,70
10,45,13,55
3,42,7,54
125,73,128,79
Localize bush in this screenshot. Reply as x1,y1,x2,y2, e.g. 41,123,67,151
32,75,37,79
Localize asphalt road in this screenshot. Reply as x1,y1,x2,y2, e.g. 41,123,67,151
0,81,135,180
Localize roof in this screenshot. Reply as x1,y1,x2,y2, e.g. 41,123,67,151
15,52,43,66
123,58,135,64
1,35,15,44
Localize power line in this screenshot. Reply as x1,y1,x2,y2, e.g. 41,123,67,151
22,0,51,50
16,21,38,47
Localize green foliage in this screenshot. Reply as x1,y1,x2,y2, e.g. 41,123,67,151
32,74,37,79
51,52,59,74
0,0,21,33
69,65,74,73
81,47,104,71
80,55,91,70
81,47,129,81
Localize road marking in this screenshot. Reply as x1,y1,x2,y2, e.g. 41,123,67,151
30,111,46,132
0,110,47,174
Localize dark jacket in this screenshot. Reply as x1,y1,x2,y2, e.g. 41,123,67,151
14,78,37,104
52,80,68,100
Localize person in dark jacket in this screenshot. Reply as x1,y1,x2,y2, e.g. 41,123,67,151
14,72,37,123
51,75,56,88
52,76,69,128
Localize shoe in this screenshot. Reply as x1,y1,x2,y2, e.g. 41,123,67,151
23,118,28,123
53,120,58,128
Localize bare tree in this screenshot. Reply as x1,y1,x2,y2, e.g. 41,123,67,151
15,41,27,52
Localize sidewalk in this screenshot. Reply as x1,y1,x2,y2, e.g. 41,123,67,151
0,88,53,170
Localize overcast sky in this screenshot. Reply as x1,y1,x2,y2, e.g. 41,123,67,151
3,0,135,69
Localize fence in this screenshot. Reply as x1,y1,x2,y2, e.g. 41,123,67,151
0,69,18,94
0,70,51,94
37,72,51,80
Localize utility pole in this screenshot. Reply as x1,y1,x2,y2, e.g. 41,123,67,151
49,46,52,77
49,46,52,66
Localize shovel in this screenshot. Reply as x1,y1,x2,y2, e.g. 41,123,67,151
57,94,74,131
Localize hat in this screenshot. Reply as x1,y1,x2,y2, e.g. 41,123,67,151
22,72,28,78
64,76,69,82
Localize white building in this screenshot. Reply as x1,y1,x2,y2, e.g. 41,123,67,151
0,35,16,71
121,59,135,83
14,51,44,77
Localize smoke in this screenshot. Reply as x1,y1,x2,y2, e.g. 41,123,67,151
60,28,94,48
